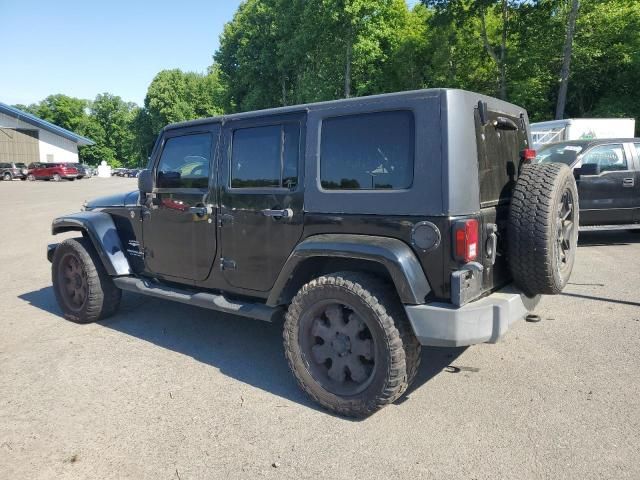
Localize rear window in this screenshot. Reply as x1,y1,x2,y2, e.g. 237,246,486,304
320,111,414,190
475,109,527,206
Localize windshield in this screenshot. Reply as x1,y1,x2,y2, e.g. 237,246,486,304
535,143,583,166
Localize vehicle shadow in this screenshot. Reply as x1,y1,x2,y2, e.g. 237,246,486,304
18,287,466,418
578,229,640,247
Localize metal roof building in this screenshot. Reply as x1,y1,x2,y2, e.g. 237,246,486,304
0,102,94,165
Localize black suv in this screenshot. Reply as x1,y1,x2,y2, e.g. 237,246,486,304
536,139,640,227
47,89,578,417
0,162,28,180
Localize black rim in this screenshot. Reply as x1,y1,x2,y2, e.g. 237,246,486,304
556,188,575,273
57,253,88,312
300,300,376,396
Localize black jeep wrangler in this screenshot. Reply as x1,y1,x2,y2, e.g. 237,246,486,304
48,89,578,417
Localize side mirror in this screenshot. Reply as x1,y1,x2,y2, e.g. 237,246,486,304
576,163,600,177
138,169,153,194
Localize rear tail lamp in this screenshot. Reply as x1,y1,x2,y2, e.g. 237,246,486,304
453,219,479,263
521,148,536,163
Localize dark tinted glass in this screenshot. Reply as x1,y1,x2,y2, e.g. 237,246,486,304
156,133,212,189
320,111,414,190
15,163,26,168
231,125,280,188
283,124,299,189
231,124,299,189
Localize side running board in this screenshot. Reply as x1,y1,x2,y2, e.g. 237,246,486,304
113,277,277,322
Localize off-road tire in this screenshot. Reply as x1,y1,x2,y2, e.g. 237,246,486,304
2,172,12,181
508,163,579,295
52,237,121,323
283,272,420,417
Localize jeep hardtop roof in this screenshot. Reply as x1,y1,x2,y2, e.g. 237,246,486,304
163,88,526,132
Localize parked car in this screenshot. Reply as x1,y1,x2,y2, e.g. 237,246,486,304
27,162,79,181
0,162,28,180
535,138,640,227
126,169,141,178
47,89,578,417
68,163,90,179
112,168,127,177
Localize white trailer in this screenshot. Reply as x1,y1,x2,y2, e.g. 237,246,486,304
530,118,636,148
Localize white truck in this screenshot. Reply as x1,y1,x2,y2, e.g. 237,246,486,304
531,118,636,148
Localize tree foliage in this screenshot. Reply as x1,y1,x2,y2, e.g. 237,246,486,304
13,0,640,166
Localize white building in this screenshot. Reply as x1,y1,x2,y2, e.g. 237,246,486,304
0,102,94,164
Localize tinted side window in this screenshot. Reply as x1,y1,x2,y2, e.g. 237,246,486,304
231,123,299,189
581,144,627,172
156,133,212,189
320,111,414,190
634,143,640,159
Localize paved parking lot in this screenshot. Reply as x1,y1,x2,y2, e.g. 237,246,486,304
1,177,639,479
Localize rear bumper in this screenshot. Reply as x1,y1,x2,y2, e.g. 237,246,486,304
404,286,540,347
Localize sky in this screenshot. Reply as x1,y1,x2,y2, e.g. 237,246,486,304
0,0,243,106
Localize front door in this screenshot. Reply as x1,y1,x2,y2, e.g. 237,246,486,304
219,114,305,292
142,125,220,281
577,142,638,225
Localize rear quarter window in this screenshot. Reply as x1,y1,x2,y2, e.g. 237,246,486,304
320,110,414,190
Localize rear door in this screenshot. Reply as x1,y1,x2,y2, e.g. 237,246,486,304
218,114,305,292
577,143,637,225
141,125,220,281
474,107,529,290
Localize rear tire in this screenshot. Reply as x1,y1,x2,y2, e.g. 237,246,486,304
52,237,122,323
508,163,579,295
283,272,420,417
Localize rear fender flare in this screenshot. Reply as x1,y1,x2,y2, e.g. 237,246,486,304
51,211,131,276
267,234,431,306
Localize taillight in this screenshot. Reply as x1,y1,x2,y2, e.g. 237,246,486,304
521,148,536,163
453,219,479,263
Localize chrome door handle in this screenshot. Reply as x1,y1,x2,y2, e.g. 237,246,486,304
188,205,213,216
623,178,634,187
261,208,293,218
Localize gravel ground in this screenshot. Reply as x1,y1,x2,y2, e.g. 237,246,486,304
1,177,639,480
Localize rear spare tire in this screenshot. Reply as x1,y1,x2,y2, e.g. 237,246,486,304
508,163,578,295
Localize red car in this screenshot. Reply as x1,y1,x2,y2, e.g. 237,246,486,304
27,163,79,181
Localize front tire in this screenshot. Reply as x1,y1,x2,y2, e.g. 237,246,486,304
52,173,61,182
27,174,35,181
3,172,12,181
52,238,122,323
283,272,420,417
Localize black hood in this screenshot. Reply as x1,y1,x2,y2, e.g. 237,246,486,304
85,191,139,209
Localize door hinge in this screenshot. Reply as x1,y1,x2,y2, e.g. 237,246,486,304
220,258,237,271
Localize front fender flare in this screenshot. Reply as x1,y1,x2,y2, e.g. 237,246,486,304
267,234,431,306
51,211,131,276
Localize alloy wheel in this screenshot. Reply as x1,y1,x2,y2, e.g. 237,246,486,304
300,300,376,396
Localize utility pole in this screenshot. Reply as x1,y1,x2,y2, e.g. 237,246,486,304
556,0,580,120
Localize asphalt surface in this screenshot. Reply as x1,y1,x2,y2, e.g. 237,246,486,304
1,177,639,479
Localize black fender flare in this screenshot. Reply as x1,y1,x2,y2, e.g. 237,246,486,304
51,211,131,276
267,234,431,306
